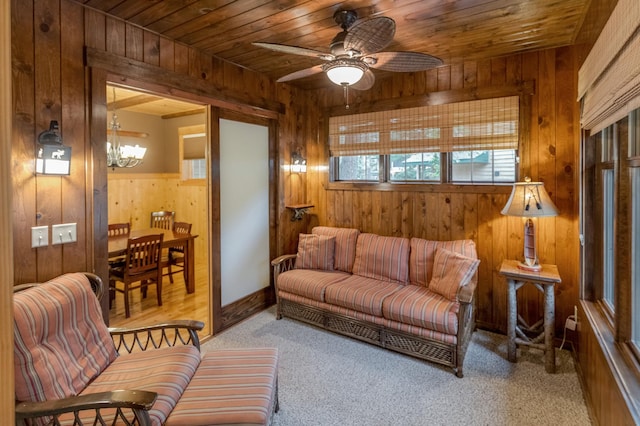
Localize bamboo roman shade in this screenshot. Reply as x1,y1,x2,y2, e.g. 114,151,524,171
328,96,519,157
578,0,640,133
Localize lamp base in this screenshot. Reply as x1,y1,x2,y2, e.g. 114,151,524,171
516,261,542,272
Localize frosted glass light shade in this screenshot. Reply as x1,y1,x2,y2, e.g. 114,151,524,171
324,60,366,86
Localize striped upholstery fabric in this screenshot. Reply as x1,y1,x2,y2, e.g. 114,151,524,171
166,348,278,425
75,345,201,425
312,226,360,272
278,269,351,302
352,233,410,283
382,285,459,335
279,292,389,327
13,273,117,403
409,238,477,286
295,233,335,270
429,247,480,301
324,275,404,316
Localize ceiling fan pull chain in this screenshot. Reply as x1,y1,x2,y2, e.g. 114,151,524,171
343,83,350,109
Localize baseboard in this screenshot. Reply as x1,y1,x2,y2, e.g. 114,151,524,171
219,286,275,331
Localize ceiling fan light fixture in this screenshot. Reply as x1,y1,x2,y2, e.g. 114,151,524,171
324,59,367,86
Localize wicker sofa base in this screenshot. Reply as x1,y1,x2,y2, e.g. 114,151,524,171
279,298,472,377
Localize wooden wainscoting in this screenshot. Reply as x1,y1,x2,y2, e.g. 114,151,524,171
109,256,211,336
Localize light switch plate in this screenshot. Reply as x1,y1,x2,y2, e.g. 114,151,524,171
31,226,49,248
52,223,77,245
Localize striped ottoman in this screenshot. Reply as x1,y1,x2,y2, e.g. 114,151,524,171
166,348,279,425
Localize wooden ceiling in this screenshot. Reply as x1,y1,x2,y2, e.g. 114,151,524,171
83,0,592,91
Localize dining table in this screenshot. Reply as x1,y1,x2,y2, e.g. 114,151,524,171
108,228,198,294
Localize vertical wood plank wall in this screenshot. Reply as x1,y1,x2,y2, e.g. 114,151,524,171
2,0,15,421
107,174,209,264
10,0,304,286
300,47,581,334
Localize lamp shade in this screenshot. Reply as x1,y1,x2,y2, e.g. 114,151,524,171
324,59,366,86
501,180,558,217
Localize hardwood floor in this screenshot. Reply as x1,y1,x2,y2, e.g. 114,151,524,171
108,259,212,337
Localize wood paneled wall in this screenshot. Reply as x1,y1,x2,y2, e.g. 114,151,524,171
296,47,581,334
10,0,302,287
107,174,209,263
2,0,15,420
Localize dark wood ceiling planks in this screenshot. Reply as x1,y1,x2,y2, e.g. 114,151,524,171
77,0,592,90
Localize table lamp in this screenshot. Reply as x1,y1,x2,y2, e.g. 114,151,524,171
501,177,558,271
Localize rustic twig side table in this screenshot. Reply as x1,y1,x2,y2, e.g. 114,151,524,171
499,260,562,373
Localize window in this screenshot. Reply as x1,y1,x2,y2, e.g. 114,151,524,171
329,96,519,184
602,167,615,310
631,109,640,351
632,167,640,350
585,107,640,362
179,125,207,181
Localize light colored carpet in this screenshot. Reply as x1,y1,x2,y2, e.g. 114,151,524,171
202,307,591,426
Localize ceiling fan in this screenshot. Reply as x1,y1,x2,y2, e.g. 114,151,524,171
253,10,443,91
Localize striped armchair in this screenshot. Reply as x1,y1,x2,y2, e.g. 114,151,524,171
14,272,279,425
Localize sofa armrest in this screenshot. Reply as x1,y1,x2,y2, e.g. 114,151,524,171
109,320,205,354
457,275,478,304
271,254,296,269
15,390,157,426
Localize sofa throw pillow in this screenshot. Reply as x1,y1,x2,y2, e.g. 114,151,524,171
312,226,360,272
295,234,335,271
428,247,480,301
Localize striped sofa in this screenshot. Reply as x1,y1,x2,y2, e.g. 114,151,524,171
271,226,479,377
13,272,279,425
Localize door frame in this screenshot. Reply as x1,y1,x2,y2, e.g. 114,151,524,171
89,69,278,334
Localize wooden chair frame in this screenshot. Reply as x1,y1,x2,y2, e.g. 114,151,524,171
164,221,192,284
109,233,164,318
14,273,204,426
150,210,175,230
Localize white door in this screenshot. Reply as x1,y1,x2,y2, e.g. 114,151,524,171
219,119,270,305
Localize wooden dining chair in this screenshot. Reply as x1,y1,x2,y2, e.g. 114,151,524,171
164,221,192,284
109,233,164,318
107,222,131,271
150,210,175,230
108,222,130,237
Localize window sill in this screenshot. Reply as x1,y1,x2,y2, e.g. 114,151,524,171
325,181,513,194
581,300,640,422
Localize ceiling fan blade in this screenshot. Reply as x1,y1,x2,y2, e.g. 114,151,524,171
253,42,333,60
277,65,325,83
350,69,375,91
366,51,443,72
344,17,395,55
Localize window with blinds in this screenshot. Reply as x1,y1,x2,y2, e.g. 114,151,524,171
329,96,519,183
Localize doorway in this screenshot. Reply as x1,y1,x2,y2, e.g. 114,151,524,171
105,83,212,335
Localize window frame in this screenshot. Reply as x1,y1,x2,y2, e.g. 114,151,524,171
325,88,531,190
584,110,640,363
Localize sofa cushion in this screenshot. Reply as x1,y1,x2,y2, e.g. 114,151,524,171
382,285,459,335
428,248,480,301
166,348,279,425
13,273,117,403
278,269,351,302
409,238,477,286
312,226,360,272
324,275,404,317
295,233,335,271
79,345,202,425
352,233,410,283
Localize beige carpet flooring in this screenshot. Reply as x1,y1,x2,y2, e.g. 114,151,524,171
202,307,591,426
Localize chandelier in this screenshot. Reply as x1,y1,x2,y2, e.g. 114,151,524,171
107,87,146,168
